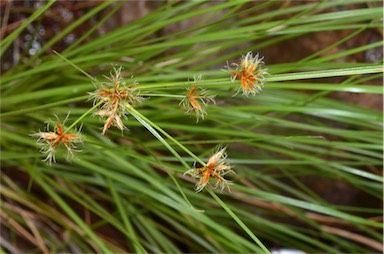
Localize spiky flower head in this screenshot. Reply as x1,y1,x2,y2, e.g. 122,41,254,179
89,66,144,134
179,75,216,122
30,115,83,164
227,51,268,96
185,146,235,192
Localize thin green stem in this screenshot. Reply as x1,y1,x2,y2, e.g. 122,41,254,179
126,103,205,166
53,50,99,83
209,190,271,254
144,94,185,98
65,100,103,132
127,104,204,212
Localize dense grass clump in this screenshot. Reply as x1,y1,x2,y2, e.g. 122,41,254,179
1,1,382,253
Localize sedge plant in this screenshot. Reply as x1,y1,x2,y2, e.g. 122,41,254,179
1,1,383,253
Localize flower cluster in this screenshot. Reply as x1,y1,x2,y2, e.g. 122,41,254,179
30,116,83,164
179,75,216,122
185,146,235,192
89,66,144,134
31,52,266,191
227,51,268,96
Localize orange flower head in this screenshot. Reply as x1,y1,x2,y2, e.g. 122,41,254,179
31,116,83,164
185,146,235,192
179,75,215,122
226,51,268,96
89,66,144,134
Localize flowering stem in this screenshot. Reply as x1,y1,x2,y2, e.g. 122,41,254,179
52,50,108,133
126,103,206,167
209,190,271,254
137,78,237,91
53,50,99,83
66,100,104,132
127,103,204,212
143,94,185,98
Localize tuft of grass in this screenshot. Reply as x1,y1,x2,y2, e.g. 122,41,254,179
1,1,382,253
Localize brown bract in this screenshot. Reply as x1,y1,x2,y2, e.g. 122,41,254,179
31,120,83,164
185,146,235,192
89,66,144,134
227,51,268,96
179,75,215,122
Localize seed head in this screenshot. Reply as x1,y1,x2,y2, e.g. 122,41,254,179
89,66,144,134
226,51,268,96
30,116,83,164
185,146,235,192
179,75,215,122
